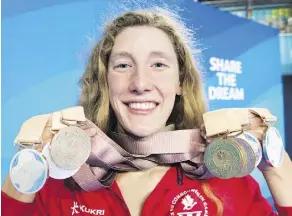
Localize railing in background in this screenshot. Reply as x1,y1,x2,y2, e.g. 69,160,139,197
213,2,292,75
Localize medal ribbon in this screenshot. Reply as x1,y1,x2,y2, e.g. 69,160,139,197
13,107,277,192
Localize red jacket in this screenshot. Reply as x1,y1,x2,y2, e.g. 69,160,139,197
2,166,292,216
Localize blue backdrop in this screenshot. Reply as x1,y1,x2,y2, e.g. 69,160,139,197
1,0,284,205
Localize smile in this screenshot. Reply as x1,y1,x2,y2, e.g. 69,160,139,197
124,102,158,115
128,102,157,109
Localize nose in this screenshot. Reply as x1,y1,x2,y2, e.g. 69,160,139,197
128,69,153,94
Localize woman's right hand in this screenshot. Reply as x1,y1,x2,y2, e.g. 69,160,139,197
2,119,54,203
2,174,36,203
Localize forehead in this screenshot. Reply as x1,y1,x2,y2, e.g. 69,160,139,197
111,26,176,57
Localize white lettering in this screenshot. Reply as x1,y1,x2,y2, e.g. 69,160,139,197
227,74,237,87
209,57,242,73
216,72,225,86
216,72,237,87
96,210,105,215
172,197,178,204
208,86,244,100
71,201,105,216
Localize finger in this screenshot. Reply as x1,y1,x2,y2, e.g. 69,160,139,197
79,119,96,130
39,121,54,152
83,127,98,137
248,112,266,128
78,119,99,138
200,124,207,139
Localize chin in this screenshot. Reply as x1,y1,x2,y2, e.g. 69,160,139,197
126,126,161,137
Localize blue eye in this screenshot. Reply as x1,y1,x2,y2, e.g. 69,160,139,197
114,64,130,69
152,62,167,68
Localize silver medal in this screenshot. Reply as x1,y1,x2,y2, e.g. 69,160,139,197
49,126,91,170
42,145,79,179
9,149,48,194
10,126,91,194
262,127,284,167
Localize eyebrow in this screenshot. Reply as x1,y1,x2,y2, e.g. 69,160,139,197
110,51,174,62
110,51,134,62
149,51,174,61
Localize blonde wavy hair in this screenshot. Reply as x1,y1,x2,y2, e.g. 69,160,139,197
78,7,223,216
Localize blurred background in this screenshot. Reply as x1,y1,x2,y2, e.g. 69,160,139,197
2,0,291,210
198,0,292,174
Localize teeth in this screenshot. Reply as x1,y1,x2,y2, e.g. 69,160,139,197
128,102,156,110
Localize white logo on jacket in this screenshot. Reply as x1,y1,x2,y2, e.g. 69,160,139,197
71,201,105,215
170,189,209,216
182,195,197,210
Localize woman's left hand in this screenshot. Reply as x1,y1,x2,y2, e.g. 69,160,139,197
246,112,274,172
247,112,292,206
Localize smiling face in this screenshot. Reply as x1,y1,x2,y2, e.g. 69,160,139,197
107,26,181,137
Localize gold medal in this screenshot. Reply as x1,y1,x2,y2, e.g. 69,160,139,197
233,137,256,178
237,132,262,167
204,138,243,179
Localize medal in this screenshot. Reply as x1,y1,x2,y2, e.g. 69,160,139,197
262,127,284,167
10,126,91,193
237,132,262,167
233,137,256,178
204,138,242,179
9,149,48,194
49,126,91,170
42,145,79,179
202,108,283,179
10,107,91,194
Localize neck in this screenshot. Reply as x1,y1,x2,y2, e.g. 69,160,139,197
115,123,176,139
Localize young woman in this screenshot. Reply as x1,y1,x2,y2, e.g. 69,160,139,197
2,8,292,216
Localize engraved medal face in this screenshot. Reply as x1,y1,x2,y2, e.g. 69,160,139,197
9,149,48,194
263,127,284,167
204,138,242,179
50,126,91,170
42,145,79,179
238,132,262,167
233,137,256,178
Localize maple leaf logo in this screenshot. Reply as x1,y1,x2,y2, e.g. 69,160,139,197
71,201,79,215
181,195,197,210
